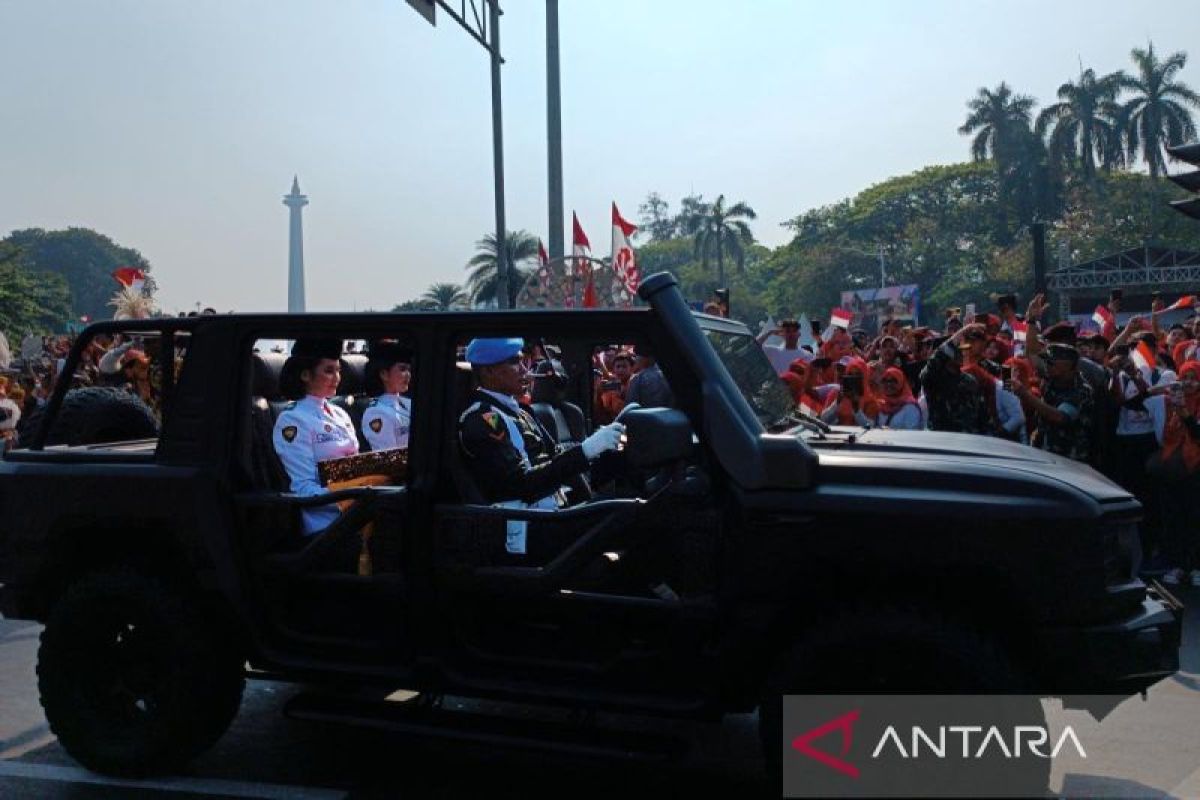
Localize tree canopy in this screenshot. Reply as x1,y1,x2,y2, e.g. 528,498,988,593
1,228,153,323
0,243,72,337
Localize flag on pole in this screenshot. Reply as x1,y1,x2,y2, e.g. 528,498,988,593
1131,339,1156,373
112,267,146,292
829,308,853,330
1012,320,1028,343
1163,295,1198,313
1092,305,1114,328
572,213,595,308
610,202,639,295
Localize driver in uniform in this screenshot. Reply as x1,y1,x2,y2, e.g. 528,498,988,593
458,338,624,512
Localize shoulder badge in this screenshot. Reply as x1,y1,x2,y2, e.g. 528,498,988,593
281,425,298,443
284,401,297,410
369,418,383,433
481,411,507,441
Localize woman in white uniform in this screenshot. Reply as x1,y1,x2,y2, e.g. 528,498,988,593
272,338,359,535
360,341,413,451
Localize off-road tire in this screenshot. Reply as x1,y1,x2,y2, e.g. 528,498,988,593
19,387,157,447
758,607,1030,785
37,569,244,776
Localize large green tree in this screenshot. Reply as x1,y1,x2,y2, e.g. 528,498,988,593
464,230,538,308
1036,68,1127,182
1,228,153,322
0,244,73,337
691,194,757,288
1120,42,1200,177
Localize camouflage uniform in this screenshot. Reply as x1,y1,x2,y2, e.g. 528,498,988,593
919,343,987,434
1030,375,1094,463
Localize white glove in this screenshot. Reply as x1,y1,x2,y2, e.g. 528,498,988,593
581,422,624,459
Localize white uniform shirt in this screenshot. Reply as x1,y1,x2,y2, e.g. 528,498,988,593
272,395,359,535
764,343,813,375
361,393,412,451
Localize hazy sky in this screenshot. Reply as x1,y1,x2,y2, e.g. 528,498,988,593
2,1,1199,313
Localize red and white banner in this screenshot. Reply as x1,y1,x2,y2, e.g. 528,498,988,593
829,308,853,330
1012,320,1028,343
1164,295,1198,313
1131,339,1156,373
610,202,639,295
112,266,146,292
572,212,596,308
1092,305,1114,329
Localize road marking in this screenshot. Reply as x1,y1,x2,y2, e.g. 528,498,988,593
0,760,347,799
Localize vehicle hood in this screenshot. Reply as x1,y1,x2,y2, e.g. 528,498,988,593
809,426,1133,507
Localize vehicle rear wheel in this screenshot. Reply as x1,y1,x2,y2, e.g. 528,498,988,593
758,607,1039,791
37,569,244,776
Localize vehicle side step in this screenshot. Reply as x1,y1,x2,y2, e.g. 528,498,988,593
284,693,686,762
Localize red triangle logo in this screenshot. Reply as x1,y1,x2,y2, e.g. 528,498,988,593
791,709,861,778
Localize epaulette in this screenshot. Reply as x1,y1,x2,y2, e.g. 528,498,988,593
367,398,380,408
284,401,297,410
458,401,484,424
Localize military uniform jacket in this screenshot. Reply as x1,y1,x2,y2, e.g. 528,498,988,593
361,393,411,451
272,395,359,534
458,388,587,506
919,344,987,434
1031,375,1095,463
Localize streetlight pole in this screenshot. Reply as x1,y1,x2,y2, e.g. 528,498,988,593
488,0,511,308
545,0,564,263
877,243,886,289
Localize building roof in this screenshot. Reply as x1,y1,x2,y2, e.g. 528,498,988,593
1047,245,1200,294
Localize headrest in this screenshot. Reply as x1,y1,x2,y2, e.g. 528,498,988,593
338,354,368,396
252,352,288,398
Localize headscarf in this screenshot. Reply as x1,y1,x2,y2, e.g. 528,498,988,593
834,357,879,424
1172,339,1196,371
1161,360,1200,472
877,366,918,418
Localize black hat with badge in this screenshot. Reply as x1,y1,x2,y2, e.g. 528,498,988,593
280,338,346,399
365,340,414,396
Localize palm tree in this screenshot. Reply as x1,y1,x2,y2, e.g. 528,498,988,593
691,194,756,287
464,230,538,308
959,82,1038,165
960,83,1055,234
1120,42,1200,177
420,282,467,311
1036,68,1126,182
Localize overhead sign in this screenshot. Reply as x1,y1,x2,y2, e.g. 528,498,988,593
405,0,436,26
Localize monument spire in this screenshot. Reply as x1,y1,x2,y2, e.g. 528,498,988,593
283,176,309,312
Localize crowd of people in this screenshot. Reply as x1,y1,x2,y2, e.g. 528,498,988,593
761,289,1200,586
0,330,170,450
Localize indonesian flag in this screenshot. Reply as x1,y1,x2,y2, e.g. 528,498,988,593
829,308,853,330
1164,295,1198,313
572,212,597,308
1012,320,1028,343
610,202,639,294
798,399,823,418
1092,305,1114,329
1131,339,1156,373
112,266,146,292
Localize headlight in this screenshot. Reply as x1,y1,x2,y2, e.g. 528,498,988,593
1103,522,1141,584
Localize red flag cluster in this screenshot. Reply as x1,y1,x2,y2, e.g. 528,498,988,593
541,203,640,309
112,267,146,292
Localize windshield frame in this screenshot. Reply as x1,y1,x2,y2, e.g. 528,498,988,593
696,315,797,433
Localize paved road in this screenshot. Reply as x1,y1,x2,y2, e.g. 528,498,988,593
2,586,1198,799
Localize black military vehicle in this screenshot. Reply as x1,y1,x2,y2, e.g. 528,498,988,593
0,272,1181,779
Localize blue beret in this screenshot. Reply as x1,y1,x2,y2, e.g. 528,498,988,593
465,337,524,366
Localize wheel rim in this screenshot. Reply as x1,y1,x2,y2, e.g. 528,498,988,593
77,606,173,728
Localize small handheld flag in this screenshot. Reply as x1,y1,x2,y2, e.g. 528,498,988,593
1092,305,1114,328
1012,320,1028,343
829,308,853,330
1131,340,1156,373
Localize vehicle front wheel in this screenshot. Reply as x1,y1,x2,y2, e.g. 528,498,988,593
37,569,244,776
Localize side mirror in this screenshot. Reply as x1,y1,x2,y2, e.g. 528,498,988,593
620,407,695,468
